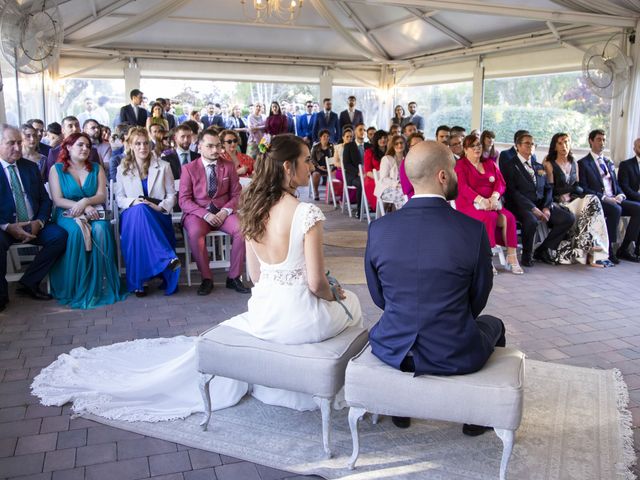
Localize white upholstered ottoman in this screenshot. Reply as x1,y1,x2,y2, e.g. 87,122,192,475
196,324,369,457
345,344,525,480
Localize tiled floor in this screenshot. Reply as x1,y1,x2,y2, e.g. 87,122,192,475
1,202,639,479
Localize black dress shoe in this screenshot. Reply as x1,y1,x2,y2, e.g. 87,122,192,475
521,257,534,267
134,288,147,298
226,277,250,294
168,258,181,271
617,249,640,263
609,252,620,264
391,416,411,429
533,248,556,265
462,424,492,436
16,283,52,300
197,279,214,296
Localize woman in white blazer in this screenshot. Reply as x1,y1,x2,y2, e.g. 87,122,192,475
115,127,180,297
374,134,407,211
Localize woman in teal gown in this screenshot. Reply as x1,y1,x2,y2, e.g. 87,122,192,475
48,132,126,309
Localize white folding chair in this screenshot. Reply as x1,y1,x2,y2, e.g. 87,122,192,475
108,179,124,274
372,169,395,219
324,157,338,208
6,244,50,292
358,164,371,224
182,229,232,286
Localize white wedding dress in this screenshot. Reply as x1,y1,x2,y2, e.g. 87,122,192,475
32,202,363,422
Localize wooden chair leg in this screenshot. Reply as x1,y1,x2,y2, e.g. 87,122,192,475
199,374,214,431
494,428,515,480
347,406,367,470
313,396,333,458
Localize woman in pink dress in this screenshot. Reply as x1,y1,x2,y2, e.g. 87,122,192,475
455,135,523,275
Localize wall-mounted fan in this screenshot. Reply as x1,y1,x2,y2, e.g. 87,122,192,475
582,35,633,99
0,0,63,74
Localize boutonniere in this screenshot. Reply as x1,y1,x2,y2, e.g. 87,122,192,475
536,169,546,176
489,176,495,183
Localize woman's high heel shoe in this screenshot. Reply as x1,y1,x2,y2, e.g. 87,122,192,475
505,254,524,275
492,265,498,276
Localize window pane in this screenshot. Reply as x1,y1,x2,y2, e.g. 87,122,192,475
1,56,45,125
58,78,125,128
332,86,380,129
1,57,19,125
483,71,612,149
140,78,318,119
394,82,473,136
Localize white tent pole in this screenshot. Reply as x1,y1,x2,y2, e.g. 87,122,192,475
471,57,485,130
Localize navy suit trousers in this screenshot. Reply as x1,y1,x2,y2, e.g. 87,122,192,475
0,224,67,298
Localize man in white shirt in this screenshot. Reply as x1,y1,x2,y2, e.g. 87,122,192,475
578,129,640,263
339,95,364,134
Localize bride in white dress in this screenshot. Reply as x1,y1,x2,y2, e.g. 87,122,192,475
32,134,363,422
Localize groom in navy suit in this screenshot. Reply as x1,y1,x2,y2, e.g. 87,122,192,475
0,125,67,311
365,140,505,433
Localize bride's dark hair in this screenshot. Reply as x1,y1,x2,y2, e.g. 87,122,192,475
239,134,307,241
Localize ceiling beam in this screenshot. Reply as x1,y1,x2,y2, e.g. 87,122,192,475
357,0,638,28
68,0,191,47
64,0,133,36
88,0,98,18
405,7,471,47
308,0,389,62
334,1,392,59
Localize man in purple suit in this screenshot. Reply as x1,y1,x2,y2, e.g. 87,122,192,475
179,128,249,296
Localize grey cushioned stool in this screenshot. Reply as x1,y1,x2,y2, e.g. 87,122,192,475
345,344,525,480
197,324,368,457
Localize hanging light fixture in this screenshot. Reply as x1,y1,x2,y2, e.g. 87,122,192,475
241,0,303,24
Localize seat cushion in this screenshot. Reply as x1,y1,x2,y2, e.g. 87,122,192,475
345,345,525,430
197,325,368,398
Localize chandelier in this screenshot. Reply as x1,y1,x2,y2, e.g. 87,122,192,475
241,0,303,24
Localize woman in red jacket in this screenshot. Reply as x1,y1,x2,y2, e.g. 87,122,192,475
363,129,388,212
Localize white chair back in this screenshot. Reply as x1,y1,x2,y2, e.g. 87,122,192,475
324,157,337,208
358,164,371,224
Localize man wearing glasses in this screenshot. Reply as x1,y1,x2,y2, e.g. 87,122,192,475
448,134,464,160
296,101,316,147
501,133,574,267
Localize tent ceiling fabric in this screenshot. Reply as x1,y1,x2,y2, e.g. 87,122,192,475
56,0,639,82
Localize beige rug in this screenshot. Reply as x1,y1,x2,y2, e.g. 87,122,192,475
84,361,635,479
323,231,368,249
324,257,366,285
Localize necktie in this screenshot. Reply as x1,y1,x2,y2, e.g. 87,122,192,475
180,152,188,165
598,156,609,177
524,160,535,182
207,164,217,198
209,115,213,124
358,143,364,160
8,164,29,222
325,112,330,123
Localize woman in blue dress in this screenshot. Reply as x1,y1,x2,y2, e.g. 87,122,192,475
114,127,180,297
48,132,126,309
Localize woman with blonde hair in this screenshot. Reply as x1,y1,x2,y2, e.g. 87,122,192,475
375,134,406,210
114,126,180,297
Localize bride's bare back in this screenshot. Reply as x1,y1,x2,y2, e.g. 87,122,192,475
249,194,300,265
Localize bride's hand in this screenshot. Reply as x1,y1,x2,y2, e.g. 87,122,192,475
334,286,346,301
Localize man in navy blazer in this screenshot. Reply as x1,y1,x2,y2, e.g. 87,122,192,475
312,98,340,144
296,101,316,146
161,124,199,180
498,129,538,171
201,103,225,130
342,123,370,218
118,89,147,127
618,138,640,204
578,129,640,263
501,133,574,266
366,140,505,432
338,96,364,134
0,125,67,311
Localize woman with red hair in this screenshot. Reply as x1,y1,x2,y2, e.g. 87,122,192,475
48,132,125,308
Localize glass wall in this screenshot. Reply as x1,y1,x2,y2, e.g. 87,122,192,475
394,81,473,138
58,78,125,128
1,56,45,125
483,71,612,149
332,86,381,129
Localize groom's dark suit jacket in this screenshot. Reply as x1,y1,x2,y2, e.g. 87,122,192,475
617,156,640,203
365,196,495,375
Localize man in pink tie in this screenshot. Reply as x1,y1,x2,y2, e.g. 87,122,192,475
179,128,249,295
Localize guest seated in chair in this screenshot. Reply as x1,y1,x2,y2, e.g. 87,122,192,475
578,129,640,264
375,134,406,211
309,129,334,201
365,140,506,434
342,123,369,218
0,124,68,312
399,132,424,200
179,127,249,296
114,127,181,297
330,127,353,202
612,137,640,259
501,133,574,267
220,129,254,178
455,135,522,274
544,133,611,267
364,130,388,211
48,132,126,309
